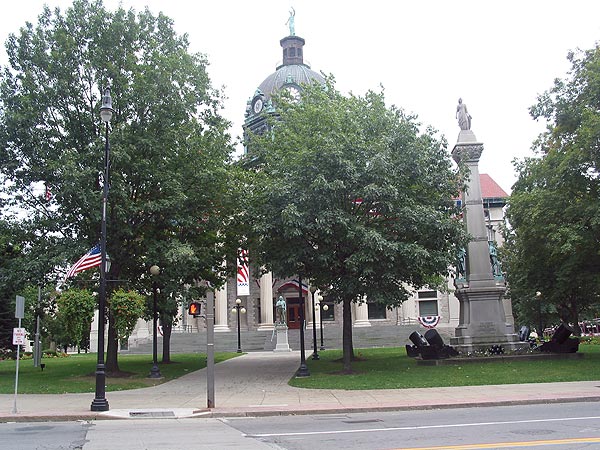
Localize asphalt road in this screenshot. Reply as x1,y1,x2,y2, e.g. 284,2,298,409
2,402,599,450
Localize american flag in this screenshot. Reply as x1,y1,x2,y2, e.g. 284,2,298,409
66,244,102,278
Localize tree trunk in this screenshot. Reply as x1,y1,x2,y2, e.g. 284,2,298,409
105,313,120,373
569,298,580,336
162,319,172,363
342,297,354,373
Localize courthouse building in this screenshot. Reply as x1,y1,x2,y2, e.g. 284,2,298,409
178,28,511,335
112,25,512,351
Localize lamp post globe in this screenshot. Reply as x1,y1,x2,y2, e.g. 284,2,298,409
149,265,162,378
91,86,113,412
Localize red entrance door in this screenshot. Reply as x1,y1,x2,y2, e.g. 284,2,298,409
285,296,305,329
287,304,301,329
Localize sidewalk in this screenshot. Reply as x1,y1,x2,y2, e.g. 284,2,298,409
1,351,599,422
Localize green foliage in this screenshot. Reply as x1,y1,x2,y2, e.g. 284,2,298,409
504,44,600,329
0,221,20,349
110,289,145,342
246,78,465,305
242,77,466,372
55,288,95,348
0,0,235,369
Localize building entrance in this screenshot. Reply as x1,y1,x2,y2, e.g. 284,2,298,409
286,297,303,329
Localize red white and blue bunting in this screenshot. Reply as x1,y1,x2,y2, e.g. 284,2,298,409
236,249,250,296
418,315,440,329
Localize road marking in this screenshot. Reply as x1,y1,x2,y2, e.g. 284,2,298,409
390,437,600,449
244,415,600,438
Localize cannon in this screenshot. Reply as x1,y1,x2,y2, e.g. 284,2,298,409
405,329,458,360
539,323,579,353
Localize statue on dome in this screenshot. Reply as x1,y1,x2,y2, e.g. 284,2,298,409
286,7,296,36
456,98,472,130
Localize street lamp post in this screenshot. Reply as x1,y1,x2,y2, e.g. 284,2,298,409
309,286,319,360
317,295,328,351
232,299,246,353
296,276,310,377
149,265,162,378
536,291,543,341
91,87,113,412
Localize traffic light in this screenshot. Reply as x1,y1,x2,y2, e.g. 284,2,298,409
188,302,201,317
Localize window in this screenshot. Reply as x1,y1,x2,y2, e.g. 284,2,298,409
320,298,335,321
289,47,296,57
368,302,387,319
419,300,438,316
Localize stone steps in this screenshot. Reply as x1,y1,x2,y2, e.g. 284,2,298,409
122,325,454,354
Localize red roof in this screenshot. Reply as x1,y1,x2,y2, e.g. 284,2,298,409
480,174,508,198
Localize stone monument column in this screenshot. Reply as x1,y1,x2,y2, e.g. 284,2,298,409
258,271,275,330
450,101,520,352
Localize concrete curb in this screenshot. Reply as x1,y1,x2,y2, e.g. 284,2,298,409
3,395,600,423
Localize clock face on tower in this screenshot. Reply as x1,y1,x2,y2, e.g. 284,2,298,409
252,98,263,114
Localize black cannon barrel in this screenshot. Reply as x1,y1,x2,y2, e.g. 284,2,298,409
409,331,428,348
551,323,574,344
424,329,444,349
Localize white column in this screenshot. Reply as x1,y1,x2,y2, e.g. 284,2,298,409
214,283,230,332
353,296,371,327
89,309,110,352
307,286,322,327
258,271,275,330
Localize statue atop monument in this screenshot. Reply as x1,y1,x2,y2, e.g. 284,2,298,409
456,98,472,130
286,7,296,36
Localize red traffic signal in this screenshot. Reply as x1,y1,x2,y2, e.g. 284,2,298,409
188,302,201,317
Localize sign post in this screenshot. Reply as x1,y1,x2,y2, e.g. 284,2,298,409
13,295,25,414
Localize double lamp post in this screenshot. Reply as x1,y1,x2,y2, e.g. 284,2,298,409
232,299,246,353
309,286,328,359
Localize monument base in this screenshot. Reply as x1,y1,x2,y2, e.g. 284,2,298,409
450,334,526,354
273,324,292,352
451,285,525,354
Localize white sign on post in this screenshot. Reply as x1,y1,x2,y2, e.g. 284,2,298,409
13,328,26,346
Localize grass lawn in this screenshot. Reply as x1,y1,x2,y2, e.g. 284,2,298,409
289,344,600,390
0,352,238,394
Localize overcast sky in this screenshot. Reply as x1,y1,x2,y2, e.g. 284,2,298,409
2,1,600,193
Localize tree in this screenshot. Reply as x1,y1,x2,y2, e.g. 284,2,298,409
0,0,234,371
56,288,95,351
110,289,145,343
503,44,600,332
0,221,21,352
244,79,466,372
